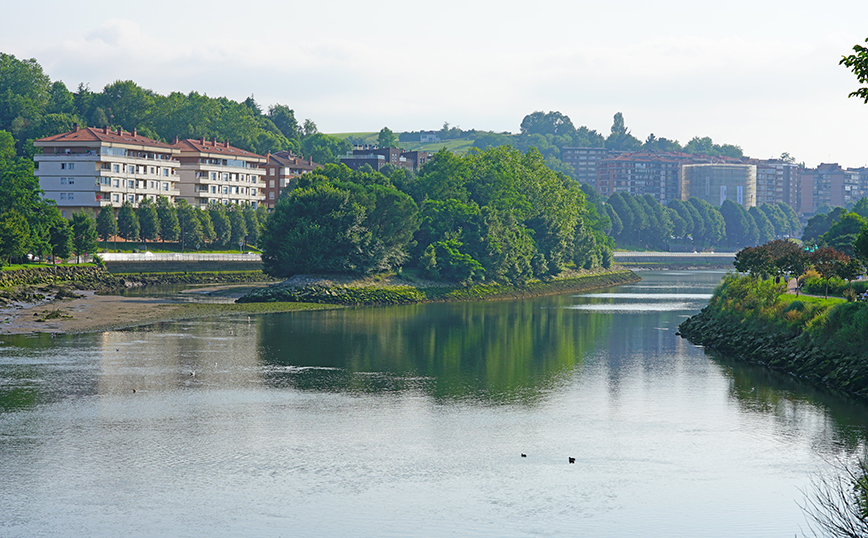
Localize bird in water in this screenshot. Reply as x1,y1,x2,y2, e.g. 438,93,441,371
568,457,575,464
521,453,527,458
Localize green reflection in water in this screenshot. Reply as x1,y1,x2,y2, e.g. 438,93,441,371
711,351,868,454
256,294,614,403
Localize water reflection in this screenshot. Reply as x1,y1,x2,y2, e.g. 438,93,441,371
256,296,615,403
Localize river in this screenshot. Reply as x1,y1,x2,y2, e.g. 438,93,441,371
1,270,866,537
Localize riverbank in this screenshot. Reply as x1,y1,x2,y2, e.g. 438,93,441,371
236,268,639,306
677,274,868,401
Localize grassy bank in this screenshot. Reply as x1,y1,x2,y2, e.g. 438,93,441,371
236,269,639,306
678,275,868,400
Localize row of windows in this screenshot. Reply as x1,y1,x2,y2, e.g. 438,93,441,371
98,178,173,190
196,172,259,183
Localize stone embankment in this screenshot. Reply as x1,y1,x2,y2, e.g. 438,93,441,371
678,276,868,401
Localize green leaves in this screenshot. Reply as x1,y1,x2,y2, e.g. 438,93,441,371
841,38,868,103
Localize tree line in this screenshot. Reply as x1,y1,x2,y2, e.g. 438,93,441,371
0,53,351,164
261,147,612,284
592,190,800,250
472,111,750,182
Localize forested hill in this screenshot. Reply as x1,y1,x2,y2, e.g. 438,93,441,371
3,52,750,177
0,53,351,164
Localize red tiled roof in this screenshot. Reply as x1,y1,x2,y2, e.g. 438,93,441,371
34,126,176,149
173,138,266,161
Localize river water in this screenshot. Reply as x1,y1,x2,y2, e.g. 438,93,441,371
1,270,866,537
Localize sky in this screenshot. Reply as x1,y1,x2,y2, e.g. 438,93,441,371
3,0,868,168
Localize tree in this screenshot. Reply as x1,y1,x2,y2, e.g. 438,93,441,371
176,200,203,251
117,201,140,242
811,247,850,298
0,209,30,265
243,205,260,247
377,127,399,149
821,212,867,256
208,204,231,245
841,37,868,103
228,205,247,248
749,206,775,244
155,197,179,242
802,459,868,538
96,205,118,251
137,197,160,248
853,222,868,268
48,214,72,262
605,112,642,151
70,211,98,263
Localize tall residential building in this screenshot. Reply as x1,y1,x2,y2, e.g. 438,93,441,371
798,163,861,215
33,125,181,217
172,138,267,208
755,159,801,208
595,153,682,205
562,147,611,184
262,151,322,208
681,163,757,208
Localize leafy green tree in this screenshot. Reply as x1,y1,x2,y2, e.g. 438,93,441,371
416,149,470,203
48,213,72,261
855,222,868,268
777,202,801,237
300,133,350,165
176,200,203,251
208,204,231,245
137,197,160,248
0,209,30,264
821,212,868,256
243,205,260,247
668,199,695,238
155,196,179,242
420,236,484,284
195,208,215,245
377,127,399,148
95,80,154,131
605,112,642,151
228,205,247,248
811,246,850,298
267,104,301,141
841,37,868,103
749,206,775,244
96,205,118,250
70,211,98,263
117,201,140,242
803,207,846,244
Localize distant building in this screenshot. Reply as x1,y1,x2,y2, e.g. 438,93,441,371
681,163,757,208
33,125,181,218
340,146,431,172
262,151,322,208
562,147,611,184
754,159,801,208
595,152,682,205
798,163,860,215
419,131,440,143
171,138,267,208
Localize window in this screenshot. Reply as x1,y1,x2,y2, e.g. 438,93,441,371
113,164,120,173
210,172,216,180
269,192,275,199
163,169,169,177
128,180,135,189
113,194,119,202
127,194,134,203
61,177,67,185
113,179,120,188
60,193,66,200
269,180,275,188
149,167,155,175
68,178,74,185
211,185,216,193
128,165,135,174
68,192,74,200
269,168,275,175
163,182,169,191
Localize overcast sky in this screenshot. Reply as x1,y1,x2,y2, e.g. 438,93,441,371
3,0,868,167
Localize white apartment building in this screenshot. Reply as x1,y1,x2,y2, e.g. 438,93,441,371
33,125,181,217
173,138,266,208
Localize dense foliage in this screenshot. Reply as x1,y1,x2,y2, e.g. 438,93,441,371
0,53,349,162
261,147,613,283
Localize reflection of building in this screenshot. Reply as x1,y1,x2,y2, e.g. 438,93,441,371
798,163,861,215
339,146,431,172
595,152,681,205
681,163,756,208
262,151,322,208
172,138,267,208
33,125,181,217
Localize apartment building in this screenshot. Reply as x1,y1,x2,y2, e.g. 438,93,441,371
262,150,322,208
33,125,181,217
562,147,611,184
172,138,267,208
595,153,682,205
798,163,861,215
754,159,801,208
681,163,757,208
